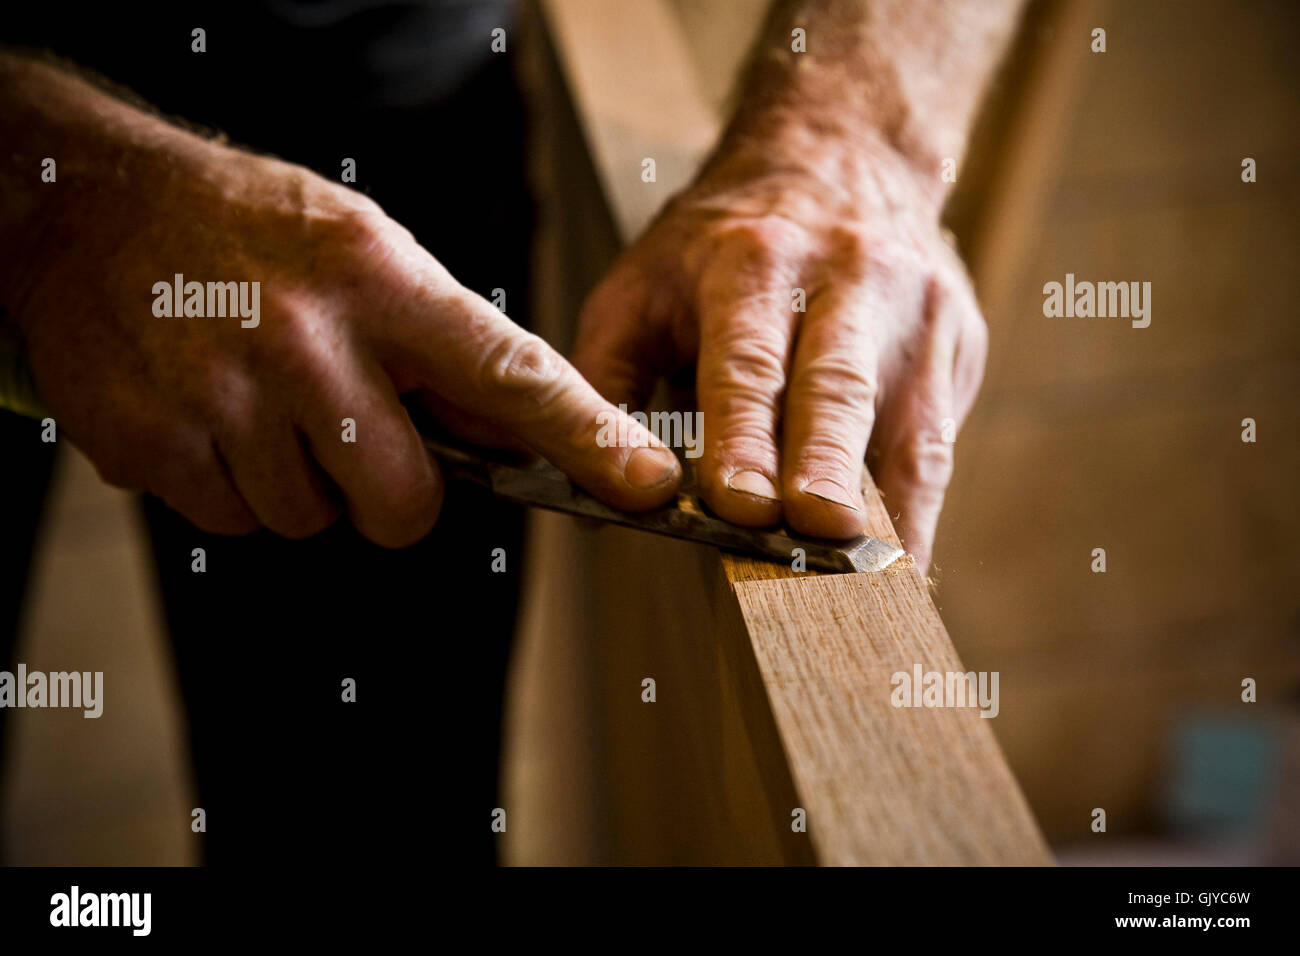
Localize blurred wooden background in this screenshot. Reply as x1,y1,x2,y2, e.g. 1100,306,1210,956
937,0,1300,852
1,450,194,864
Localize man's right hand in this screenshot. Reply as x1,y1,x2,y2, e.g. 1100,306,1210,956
0,56,681,546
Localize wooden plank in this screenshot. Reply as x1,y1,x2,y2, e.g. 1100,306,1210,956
539,0,718,242
719,476,1048,863
516,0,1051,864
731,575,1048,864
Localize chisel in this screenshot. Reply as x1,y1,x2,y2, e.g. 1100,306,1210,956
0,327,903,572
422,435,905,574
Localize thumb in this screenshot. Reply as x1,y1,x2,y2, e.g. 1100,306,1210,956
380,279,682,511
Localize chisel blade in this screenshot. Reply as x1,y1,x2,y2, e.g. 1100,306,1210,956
423,436,905,574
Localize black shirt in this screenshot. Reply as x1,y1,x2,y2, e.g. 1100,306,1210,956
4,0,518,130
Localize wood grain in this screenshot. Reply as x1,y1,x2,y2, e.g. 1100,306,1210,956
731,559,1048,864
722,470,1046,863
510,0,1051,865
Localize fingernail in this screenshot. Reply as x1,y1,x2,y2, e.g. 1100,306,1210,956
624,447,680,489
727,469,780,502
800,478,860,512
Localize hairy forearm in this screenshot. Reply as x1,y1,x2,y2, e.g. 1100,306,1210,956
705,0,1026,210
0,53,221,308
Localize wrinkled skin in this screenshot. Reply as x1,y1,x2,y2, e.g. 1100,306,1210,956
10,128,682,546
574,141,988,572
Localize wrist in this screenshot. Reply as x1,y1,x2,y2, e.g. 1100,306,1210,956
694,112,949,224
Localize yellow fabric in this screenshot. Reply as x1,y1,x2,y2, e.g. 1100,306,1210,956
0,319,47,419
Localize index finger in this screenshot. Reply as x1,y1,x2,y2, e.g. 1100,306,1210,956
373,260,682,511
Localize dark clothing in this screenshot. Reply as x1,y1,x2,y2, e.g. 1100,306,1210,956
2,1,530,865
4,0,516,112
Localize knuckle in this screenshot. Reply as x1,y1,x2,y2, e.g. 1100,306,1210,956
577,282,617,333
927,273,989,380
714,220,777,254
826,227,924,291
789,352,879,410
477,332,566,403
710,404,776,449
258,315,349,407
717,330,785,379
271,503,337,540
328,195,394,247
375,465,439,534
827,226,885,276
710,218,804,268
828,224,872,260
253,471,340,539
708,275,790,317
135,420,191,472
709,429,778,468
160,465,258,535
323,204,417,288
149,427,243,518
893,432,955,491
163,435,222,489
201,367,260,436
712,335,788,397
791,436,862,477
580,265,644,325
187,500,259,537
